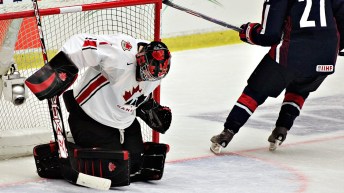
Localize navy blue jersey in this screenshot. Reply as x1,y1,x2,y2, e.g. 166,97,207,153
250,0,344,76
334,0,344,51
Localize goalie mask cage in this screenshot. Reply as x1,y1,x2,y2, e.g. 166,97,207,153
0,0,162,160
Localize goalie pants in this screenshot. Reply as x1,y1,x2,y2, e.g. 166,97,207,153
224,54,327,133
63,90,144,174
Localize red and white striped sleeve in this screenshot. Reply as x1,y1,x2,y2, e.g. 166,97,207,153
60,34,102,69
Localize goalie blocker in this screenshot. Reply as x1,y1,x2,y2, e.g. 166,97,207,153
33,141,169,186
25,51,79,100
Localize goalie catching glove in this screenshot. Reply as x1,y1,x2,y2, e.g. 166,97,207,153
136,96,172,134
25,51,78,100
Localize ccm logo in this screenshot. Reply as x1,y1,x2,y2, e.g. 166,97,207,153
316,65,334,72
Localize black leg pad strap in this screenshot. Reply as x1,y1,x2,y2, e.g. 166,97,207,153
131,142,169,181
33,142,63,179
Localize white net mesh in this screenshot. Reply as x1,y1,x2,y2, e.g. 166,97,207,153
0,0,160,159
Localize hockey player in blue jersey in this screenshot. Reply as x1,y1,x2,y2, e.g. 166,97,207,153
210,0,344,153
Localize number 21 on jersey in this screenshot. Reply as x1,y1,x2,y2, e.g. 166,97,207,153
299,0,327,28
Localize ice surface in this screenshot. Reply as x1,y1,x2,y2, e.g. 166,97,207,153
1,44,344,193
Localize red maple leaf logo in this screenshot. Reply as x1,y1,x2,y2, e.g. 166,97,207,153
123,85,142,101
108,162,116,172
59,72,67,81
121,40,132,51
152,50,165,60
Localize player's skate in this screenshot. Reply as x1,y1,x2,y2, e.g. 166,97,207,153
268,127,288,151
210,129,235,154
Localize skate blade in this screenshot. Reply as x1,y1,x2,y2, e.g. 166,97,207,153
269,139,282,151
210,143,222,154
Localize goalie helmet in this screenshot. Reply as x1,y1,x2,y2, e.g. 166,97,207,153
136,41,171,81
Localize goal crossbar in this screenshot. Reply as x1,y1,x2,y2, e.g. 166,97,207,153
0,0,162,20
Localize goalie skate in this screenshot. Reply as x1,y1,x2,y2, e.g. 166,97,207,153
210,129,235,154
268,127,288,151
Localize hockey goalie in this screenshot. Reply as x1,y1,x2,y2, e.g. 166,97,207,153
26,33,172,187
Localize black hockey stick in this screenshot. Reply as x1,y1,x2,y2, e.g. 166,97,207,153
31,0,111,190
163,0,241,32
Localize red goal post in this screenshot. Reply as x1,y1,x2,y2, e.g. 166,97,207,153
0,0,162,159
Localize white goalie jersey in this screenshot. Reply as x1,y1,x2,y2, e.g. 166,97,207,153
60,33,160,129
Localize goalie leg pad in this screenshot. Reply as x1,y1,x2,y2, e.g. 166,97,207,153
132,142,169,181
33,142,63,179
70,146,130,187
25,51,78,100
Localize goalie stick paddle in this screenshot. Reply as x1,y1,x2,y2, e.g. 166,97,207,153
162,0,241,32
31,0,111,190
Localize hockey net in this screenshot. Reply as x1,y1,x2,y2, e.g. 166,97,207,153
0,0,162,159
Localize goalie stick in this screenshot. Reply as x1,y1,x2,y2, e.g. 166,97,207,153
162,0,241,32
31,0,111,190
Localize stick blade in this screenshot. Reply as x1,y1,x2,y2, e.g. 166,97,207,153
62,164,111,190
77,173,111,190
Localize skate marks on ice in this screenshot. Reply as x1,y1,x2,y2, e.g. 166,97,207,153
163,154,305,193
190,94,344,135
0,155,304,193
